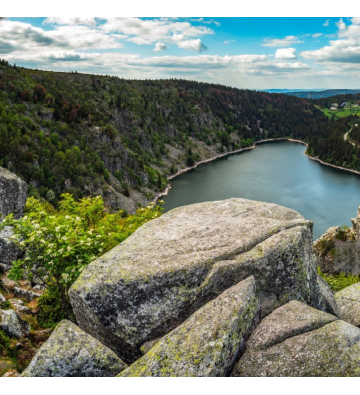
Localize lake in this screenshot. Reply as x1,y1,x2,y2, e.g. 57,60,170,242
162,140,360,240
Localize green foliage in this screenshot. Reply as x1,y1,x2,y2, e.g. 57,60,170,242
318,268,360,292
1,194,162,319
186,156,195,167
37,290,69,328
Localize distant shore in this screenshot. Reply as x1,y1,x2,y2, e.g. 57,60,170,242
152,137,360,203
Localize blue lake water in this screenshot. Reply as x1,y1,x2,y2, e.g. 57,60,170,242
162,140,360,239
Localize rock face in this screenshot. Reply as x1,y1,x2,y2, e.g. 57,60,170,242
313,205,360,275
22,320,127,377
316,274,340,317
335,283,360,327
69,198,328,363
0,227,22,270
0,167,27,222
119,276,259,377
0,309,30,338
233,301,360,377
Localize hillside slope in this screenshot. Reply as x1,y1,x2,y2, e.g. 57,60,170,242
0,60,359,212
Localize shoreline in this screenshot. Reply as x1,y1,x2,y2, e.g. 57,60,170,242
152,137,360,202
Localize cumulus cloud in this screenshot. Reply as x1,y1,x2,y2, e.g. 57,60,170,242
100,17,213,47
262,35,304,47
336,18,346,31
275,48,297,59
177,39,207,53
153,42,168,52
44,17,97,26
323,19,330,27
301,18,360,63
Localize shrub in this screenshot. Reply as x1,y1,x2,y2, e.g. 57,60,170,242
318,267,360,292
1,194,162,321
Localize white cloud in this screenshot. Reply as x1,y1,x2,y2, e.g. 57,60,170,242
100,17,214,48
275,48,297,59
336,18,346,31
44,17,97,26
323,19,330,27
262,35,304,47
312,33,322,38
301,18,360,63
177,39,207,53
224,39,235,44
153,42,168,52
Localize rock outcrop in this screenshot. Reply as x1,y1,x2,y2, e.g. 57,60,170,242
335,283,360,327
233,301,360,377
0,309,30,338
313,205,360,275
0,167,27,221
119,276,259,377
22,320,127,377
0,227,22,272
70,198,329,363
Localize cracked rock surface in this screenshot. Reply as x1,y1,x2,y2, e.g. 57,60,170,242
233,300,360,377
0,166,27,222
70,198,329,363
119,276,259,377
336,283,360,327
22,320,127,377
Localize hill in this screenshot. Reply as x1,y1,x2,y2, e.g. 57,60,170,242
284,89,360,99
0,60,359,212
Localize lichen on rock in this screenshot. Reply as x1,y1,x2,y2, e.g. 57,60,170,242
21,320,127,377
233,300,360,377
335,282,360,327
119,276,259,377
69,198,329,363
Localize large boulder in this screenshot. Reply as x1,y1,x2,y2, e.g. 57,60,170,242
0,226,22,269
0,167,27,222
233,301,360,377
119,276,259,377
316,274,340,317
69,198,327,363
22,320,127,377
0,309,30,338
335,283,360,327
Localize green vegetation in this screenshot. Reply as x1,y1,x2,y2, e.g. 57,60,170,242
1,59,360,210
317,105,360,120
0,194,162,320
318,268,360,292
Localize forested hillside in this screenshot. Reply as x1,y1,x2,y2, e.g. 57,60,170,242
0,59,359,212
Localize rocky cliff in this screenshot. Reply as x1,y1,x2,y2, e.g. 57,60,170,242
313,206,360,275
3,197,360,377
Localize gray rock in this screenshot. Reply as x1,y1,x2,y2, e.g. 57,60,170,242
14,286,39,301
70,198,327,363
1,276,17,290
12,305,31,314
233,301,360,377
317,274,340,317
336,283,360,327
0,263,10,273
0,294,5,303
119,276,260,377
22,320,127,377
0,309,30,338
0,226,22,266
9,299,23,305
0,167,27,222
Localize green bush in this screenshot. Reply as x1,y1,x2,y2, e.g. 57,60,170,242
318,268,360,292
1,194,162,321
37,290,69,328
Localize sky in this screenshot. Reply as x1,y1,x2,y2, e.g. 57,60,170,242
1,17,360,89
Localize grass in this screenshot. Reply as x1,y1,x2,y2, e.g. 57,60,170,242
316,104,360,119
318,267,360,292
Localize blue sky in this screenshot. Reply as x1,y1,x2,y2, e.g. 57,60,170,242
1,17,360,89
